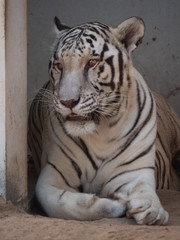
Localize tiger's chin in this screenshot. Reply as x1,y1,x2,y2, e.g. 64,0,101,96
64,120,97,137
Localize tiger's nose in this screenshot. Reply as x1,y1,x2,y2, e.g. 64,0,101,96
60,98,80,109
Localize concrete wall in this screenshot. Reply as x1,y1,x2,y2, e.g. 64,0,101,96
0,0,27,204
28,0,180,115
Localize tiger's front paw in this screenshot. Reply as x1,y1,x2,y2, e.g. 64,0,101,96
127,197,169,225
95,197,126,219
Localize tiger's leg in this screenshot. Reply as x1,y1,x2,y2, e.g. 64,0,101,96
35,164,126,220
113,170,169,225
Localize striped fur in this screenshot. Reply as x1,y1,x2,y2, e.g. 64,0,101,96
28,17,180,225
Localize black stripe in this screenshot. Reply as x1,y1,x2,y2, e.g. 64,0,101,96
125,80,147,136
86,38,94,48
157,150,166,189
127,74,132,88
87,26,100,35
49,117,82,178
155,151,162,189
81,97,92,105
50,71,56,82
55,113,86,152
30,104,42,152
28,82,51,168
100,43,109,60
47,161,76,190
114,182,130,192
40,80,51,91
92,50,100,57
61,27,83,42
48,60,52,70
104,91,154,165
118,140,155,167
155,160,159,189
157,131,170,160
78,185,83,192
118,51,123,86
89,34,97,41
108,115,122,128
28,127,41,156
79,139,98,170
53,51,58,61
103,56,115,90
105,167,155,185
156,150,164,189
37,99,44,131
88,24,109,37
97,64,105,78
121,92,154,150
59,190,66,199
49,116,76,158
99,28,109,37
167,177,170,189
93,22,110,31
172,149,180,175
28,133,41,168
71,160,82,179
83,33,97,41
99,81,115,90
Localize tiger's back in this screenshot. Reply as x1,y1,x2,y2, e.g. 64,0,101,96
154,92,180,190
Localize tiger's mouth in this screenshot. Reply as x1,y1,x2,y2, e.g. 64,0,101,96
66,113,93,122
66,112,100,122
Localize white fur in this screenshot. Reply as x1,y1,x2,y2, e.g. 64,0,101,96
65,120,97,137
32,17,169,225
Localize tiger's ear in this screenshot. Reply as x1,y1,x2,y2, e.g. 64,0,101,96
116,17,145,53
54,16,71,32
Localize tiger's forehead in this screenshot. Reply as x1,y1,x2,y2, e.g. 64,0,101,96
60,22,111,42
55,23,112,58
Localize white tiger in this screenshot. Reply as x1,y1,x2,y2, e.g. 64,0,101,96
28,16,180,225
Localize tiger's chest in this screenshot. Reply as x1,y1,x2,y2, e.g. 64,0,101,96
76,135,127,195
45,123,121,195
45,106,155,196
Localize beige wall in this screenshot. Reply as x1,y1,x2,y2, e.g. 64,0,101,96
0,0,6,199
0,0,27,204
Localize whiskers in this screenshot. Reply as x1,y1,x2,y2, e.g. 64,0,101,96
34,87,53,106
80,92,128,123
31,86,59,121
96,92,128,119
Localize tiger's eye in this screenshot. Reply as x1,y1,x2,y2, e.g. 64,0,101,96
87,59,99,69
54,62,63,71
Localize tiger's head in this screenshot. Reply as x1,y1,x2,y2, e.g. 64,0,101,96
49,17,145,137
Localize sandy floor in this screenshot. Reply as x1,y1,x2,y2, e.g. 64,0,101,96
0,190,180,240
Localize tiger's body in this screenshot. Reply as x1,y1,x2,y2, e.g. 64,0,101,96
28,17,180,225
